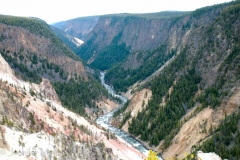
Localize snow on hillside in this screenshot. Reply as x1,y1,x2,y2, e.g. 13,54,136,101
73,37,84,46
66,35,84,47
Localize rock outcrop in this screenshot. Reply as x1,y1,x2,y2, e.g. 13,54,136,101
39,78,59,102
197,151,222,160
0,54,18,85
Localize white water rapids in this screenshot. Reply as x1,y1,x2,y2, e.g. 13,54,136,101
96,72,162,159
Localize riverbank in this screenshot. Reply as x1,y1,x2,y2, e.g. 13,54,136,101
96,72,150,157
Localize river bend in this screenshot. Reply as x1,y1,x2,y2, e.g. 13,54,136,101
96,72,150,156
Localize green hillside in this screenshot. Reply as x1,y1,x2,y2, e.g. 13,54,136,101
0,15,109,117
127,0,240,150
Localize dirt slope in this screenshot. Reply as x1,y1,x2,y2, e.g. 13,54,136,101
122,89,152,132
162,88,240,159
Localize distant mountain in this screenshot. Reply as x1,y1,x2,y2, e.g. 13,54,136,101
53,16,99,41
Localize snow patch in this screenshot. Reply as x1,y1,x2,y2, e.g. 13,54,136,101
73,37,84,46
66,35,84,47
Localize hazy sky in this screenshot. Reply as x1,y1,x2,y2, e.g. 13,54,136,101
0,0,232,24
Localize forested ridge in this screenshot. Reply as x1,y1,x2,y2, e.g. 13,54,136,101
125,0,240,153
0,48,108,117
0,15,112,118
0,15,79,60
102,11,190,20
192,4,240,157
128,48,203,148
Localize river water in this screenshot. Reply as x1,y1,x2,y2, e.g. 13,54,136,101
96,72,158,158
